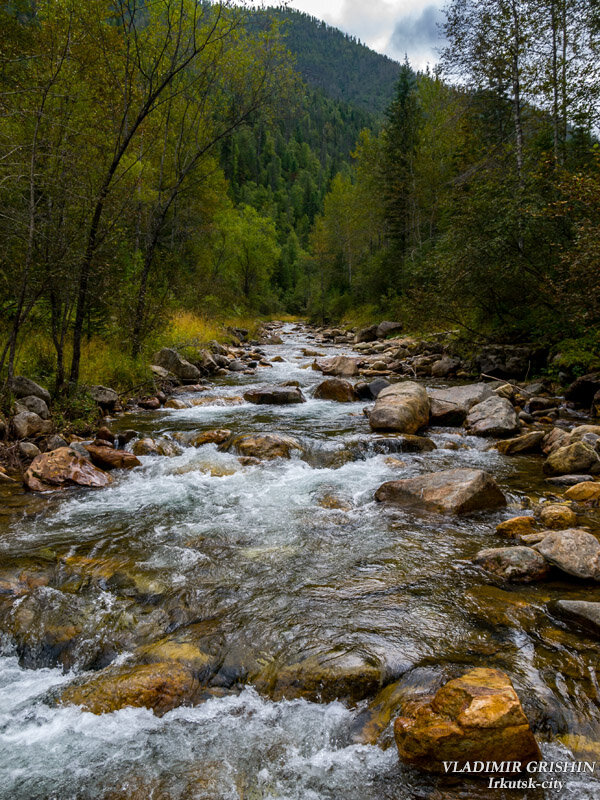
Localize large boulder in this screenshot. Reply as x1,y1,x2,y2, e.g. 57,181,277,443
394,668,540,773
431,356,460,378
89,385,119,412
565,372,600,407
428,383,494,427
11,411,52,439
315,355,360,378
474,546,550,582
16,395,50,419
375,468,506,514
314,378,358,402
219,433,302,460
376,321,403,338
85,445,141,471
152,348,201,382
543,442,600,476
58,662,197,716
10,376,51,405
534,529,600,580
24,447,112,492
368,382,430,433
354,325,379,343
243,386,305,405
465,396,520,438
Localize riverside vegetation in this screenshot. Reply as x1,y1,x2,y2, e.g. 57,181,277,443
1,2,600,799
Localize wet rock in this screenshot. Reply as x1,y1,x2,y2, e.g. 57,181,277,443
18,442,41,460
315,355,360,378
181,429,231,448
97,426,115,443
376,321,403,338
565,372,600,407
227,360,246,372
393,668,541,773
564,481,600,504
10,376,51,405
474,547,550,582
164,397,190,409
554,600,600,635
220,433,302,460
428,383,494,427
375,468,506,514
85,445,141,471
496,516,537,538
17,395,50,419
138,396,161,410
314,378,358,402
152,348,201,382
543,442,600,476
24,447,112,492
354,324,379,343
58,662,198,715
89,385,119,412
539,504,577,529
243,386,306,405
12,411,52,439
496,431,545,455
546,474,594,487
542,426,570,455
431,355,460,378
132,438,180,457
465,396,520,438
368,382,430,433
534,529,600,580
136,637,216,677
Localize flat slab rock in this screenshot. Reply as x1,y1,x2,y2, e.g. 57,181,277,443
534,529,600,580
243,386,306,405
375,468,506,514
428,383,494,426
24,447,112,492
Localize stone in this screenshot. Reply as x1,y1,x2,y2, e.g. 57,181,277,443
554,601,600,635
219,433,302,460
465,396,520,438
539,504,577,529
138,397,161,410
428,383,494,427
314,378,358,402
11,411,52,439
431,356,460,378
315,355,360,378
370,360,388,371
97,426,115,443
227,360,246,372
593,390,600,418
354,324,379,343
496,516,537,538
17,395,50,419
85,445,141,471
182,429,232,448
58,662,197,716
565,372,600,407
543,427,570,455
564,481,600,504
152,348,201,382
368,378,390,398
375,468,506,514
132,438,180,457
46,435,68,451
88,385,119,411
543,442,600,476
496,431,545,455
10,376,51,405
475,344,547,380
534,529,600,580
546,474,594,487
18,442,41,459
24,447,112,492
369,382,430,433
243,386,306,405
474,547,550,582
150,364,174,380
394,668,540,773
164,397,190,409
376,321,403,338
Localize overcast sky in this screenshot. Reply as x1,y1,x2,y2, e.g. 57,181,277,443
274,1,445,69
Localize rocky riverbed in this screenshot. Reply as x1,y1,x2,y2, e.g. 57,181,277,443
1,323,600,799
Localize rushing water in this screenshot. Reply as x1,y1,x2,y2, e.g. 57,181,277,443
1,325,600,799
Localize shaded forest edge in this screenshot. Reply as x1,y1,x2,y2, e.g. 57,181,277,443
1,1,599,423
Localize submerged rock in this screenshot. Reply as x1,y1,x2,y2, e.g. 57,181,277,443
243,386,306,405
465,395,520,438
554,600,600,635
375,468,506,514
58,662,198,715
219,433,302,460
368,382,430,433
393,668,540,773
313,378,358,402
24,447,112,492
474,546,550,582
534,529,600,580
496,516,537,538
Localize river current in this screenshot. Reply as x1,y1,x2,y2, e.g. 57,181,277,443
0,325,599,799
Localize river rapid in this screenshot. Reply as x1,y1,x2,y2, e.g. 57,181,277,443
1,324,599,800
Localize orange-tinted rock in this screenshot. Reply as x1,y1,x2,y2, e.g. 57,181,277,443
565,481,600,505
24,447,112,492
496,516,537,538
85,445,141,471
58,662,197,715
539,503,577,529
184,429,231,447
219,433,302,460
314,378,358,402
394,668,540,773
